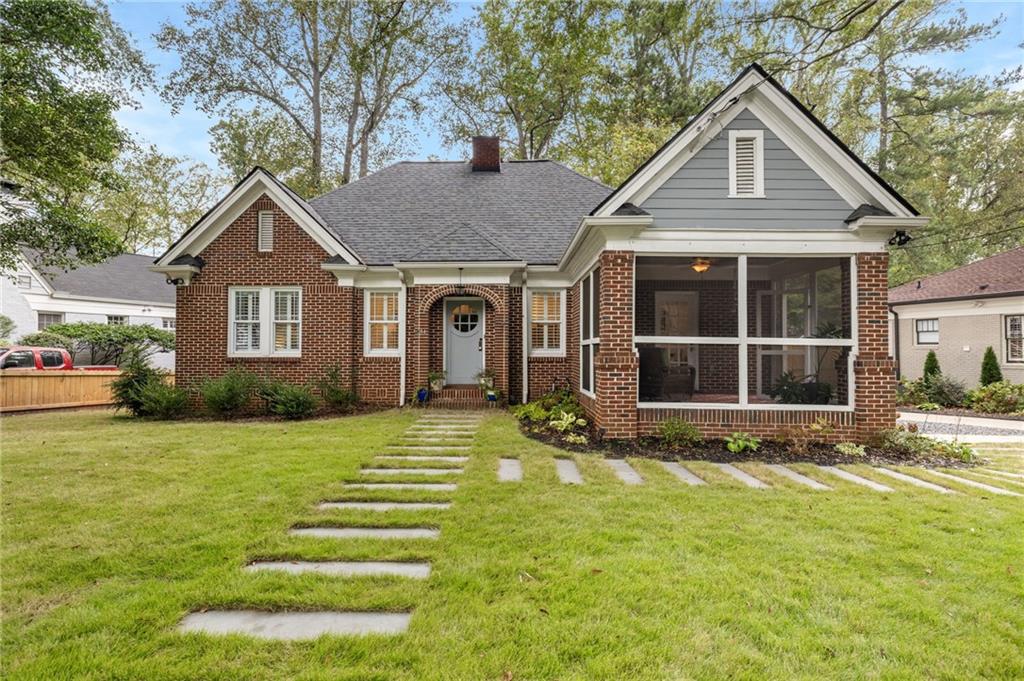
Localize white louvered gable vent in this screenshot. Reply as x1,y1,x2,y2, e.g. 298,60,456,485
729,130,764,198
258,211,274,251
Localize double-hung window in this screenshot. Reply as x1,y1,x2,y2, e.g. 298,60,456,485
579,269,600,395
107,315,128,326
229,287,301,356
1006,315,1023,363
365,290,400,355
38,312,64,330
915,319,938,345
529,290,564,356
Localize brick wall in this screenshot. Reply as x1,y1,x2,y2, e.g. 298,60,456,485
593,251,637,438
853,252,897,436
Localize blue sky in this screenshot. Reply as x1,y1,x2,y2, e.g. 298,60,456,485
110,0,1024,170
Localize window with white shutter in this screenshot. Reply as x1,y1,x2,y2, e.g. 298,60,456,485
1006,315,1023,363
728,130,764,197
229,287,301,356
258,211,274,251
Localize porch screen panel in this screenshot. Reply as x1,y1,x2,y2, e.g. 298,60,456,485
579,269,600,394
637,343,739,403
749,344,850,406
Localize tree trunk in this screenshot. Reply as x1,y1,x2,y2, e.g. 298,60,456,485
877,51,890,176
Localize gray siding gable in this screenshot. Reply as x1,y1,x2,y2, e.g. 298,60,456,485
640,108,855,230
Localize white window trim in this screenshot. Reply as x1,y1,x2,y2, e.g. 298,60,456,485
364,289,401,357
914,318,939,346
257,211,274,251
107,315,128,326
1005,314,1023,364
527,289,566,357
227,286,302,357
579,269,600,397
17,274,32,289
728,129,765,198
634,254,857,412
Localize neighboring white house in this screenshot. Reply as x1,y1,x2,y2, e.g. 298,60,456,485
1,250,176,369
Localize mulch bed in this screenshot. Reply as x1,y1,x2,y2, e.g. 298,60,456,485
523,425,975,469
900,407,1024,422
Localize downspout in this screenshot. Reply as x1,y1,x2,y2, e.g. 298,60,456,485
521,270,529,405
398,270,407,407
888,303,901,380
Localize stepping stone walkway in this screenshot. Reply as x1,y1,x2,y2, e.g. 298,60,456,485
319,501,451,511
981,469,1024,480
872,467,954,494
555,458,583,485
344,482,458,491
247,561,431,578
361,467,464,476
765,464,831,490
498,458,522,482
605,458,643,485
386,445,472,451
290,527,439,540
927,470,1021,496
659,461,706,486
374,455,468,463
819,466,893,492
714,463,770,489
180,610,411,639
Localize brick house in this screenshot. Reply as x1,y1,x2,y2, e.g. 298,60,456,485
153,64,926,439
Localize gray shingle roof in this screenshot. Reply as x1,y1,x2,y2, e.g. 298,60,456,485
309,160,610,265
24,250,175,305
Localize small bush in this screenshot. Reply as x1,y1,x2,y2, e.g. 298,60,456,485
511,401,550,424
923,373,966,407
980,346,1003,386
834,441,866,457
916,402,940,411
897,377,928,406
17,330,75,352
537,388,583,420
264,382,318,420
658,418,702,448
201,368,259,417
923,350,941,379
316,365,359,412
871,427,941,459
806,417,836,438
564,433,588,445
549,409,586,434
936,441,976,463
138,381,189,419
109,352,163,417
966,381,1024,414
725,432,760,454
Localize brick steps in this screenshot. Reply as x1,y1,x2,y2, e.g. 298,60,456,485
421,385,496,410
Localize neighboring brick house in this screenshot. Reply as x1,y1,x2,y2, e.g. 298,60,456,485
889,247,1024,387
154,64,926,439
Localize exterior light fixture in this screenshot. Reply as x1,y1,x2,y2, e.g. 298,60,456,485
691,258,711,274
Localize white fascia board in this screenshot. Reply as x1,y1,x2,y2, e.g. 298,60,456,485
320,263,368,287
394,262,525,287
558,216,652,271
157,170,361,266
523,266,572,288
22,291,175,316
846,216,930,232
393,261,525,270
14,255,56,295
890,295,1024,318
632,228,892,254
150,264,201,286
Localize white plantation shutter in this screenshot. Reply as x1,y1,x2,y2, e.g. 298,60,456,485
233,290,261,351
258,211,274,251
734,137,756,195
273,290,300,351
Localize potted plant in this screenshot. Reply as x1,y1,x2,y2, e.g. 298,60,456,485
427,370,445,392
416,386,430,404
485,388,500,406
475,368,496,391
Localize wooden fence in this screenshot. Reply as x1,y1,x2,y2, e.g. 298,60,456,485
0,371,173,413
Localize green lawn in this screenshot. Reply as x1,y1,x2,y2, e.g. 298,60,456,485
2,410,1022,680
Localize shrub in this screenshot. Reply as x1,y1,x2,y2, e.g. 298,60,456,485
806,417,836,438
201,368,259,417
511,401,550,423
658,418,702,448
109,352,163,417
537,388,583,420
871,427,944,459
923,373,966,407
767,371,833,405
138,380,189,419
897,377,928,406
915,402,940,411
264,382,318,420
316,365,359,412
26,321,174,365
923,350,941,379
966,381,1024,414
0,313,14,342
17,330,74,352
564,433,588,445
834,441,866,457
936,441,976,463
549,409,586,434
725,432,760,454
980,347,1003,386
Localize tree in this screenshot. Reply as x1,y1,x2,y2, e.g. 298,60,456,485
980,347,1003,386
86,144,223,254
158,0,462,193
20,322,175,366
1,0,153,272
923,350,941,379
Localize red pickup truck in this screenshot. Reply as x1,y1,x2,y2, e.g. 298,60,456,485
0,346,75,370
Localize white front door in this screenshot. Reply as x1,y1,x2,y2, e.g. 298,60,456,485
444,298,484,384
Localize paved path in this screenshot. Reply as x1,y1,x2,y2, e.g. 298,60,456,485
714,463,770,489
605,459,643,485
555,458,583,485
498,458,522,482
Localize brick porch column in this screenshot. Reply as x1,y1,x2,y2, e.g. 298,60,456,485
854,252,897,437
594,250,638,439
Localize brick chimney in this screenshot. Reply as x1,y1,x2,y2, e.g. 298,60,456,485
471,136,500,172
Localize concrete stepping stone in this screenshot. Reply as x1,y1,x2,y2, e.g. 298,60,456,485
818,466,893,492
605,458,643,485
714,463,769,489
343,482,457,491
659,461,705,486
374,455,468,463
246,560,431,579
319,501,451,511
872,468,954,494
555,458,583,485
981,469,1024,480
498,458,522,482
179,610,410,639
386,445,471,451
971,471,1024,486
290,527,439,540
361,467,463,476
765,464,831,490
928,470,1021,496
408,424,477,429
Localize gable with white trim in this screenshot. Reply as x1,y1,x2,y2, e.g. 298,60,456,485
641,108,854,230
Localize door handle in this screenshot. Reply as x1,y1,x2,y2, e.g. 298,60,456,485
478,338,483,351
